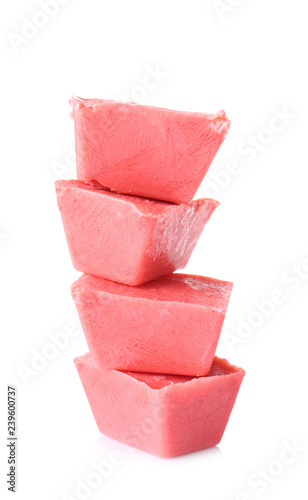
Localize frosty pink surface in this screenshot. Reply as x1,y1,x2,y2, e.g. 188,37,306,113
74,352,245,458
55,179,219,286
71,273,233,376
71,96,230,204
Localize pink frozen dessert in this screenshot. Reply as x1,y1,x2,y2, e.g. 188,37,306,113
71,273,233,376
55,180,219,286
70,96,230,204
74,352,245,457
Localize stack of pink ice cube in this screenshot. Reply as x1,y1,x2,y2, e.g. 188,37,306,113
55,97,245,458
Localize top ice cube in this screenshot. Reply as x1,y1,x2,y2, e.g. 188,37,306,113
70,96,230,203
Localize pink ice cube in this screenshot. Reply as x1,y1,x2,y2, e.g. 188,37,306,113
74,352,245,457
71,273,233,376
55,180,219,286
70,96,230,204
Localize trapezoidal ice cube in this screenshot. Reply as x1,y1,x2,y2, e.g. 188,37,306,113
71,273,233,376
70,96,230,204
55,180,219,286
74,353,245,458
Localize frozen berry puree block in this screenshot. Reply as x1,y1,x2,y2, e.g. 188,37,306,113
71,273,233,376
55,180,219,286
70,96,230,204
74,353,245,458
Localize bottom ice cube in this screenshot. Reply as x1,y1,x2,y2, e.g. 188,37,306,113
74,353,245,458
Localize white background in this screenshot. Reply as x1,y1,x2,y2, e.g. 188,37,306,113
1,1,308,499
